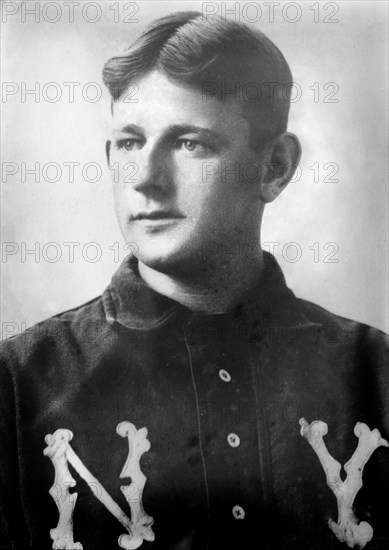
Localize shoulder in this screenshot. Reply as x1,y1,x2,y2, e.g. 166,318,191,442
0,295,108,369
295,297,388,364
297,297,387,335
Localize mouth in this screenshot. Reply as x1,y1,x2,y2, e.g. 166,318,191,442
131,211,186,221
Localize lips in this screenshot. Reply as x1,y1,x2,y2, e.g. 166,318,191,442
131,211,185,221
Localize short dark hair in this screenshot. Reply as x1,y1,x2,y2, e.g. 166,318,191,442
102,12,293,150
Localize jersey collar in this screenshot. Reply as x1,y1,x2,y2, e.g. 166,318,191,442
102,252,307,330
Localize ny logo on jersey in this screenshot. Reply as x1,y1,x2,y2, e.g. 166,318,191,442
44,419,387,550
300,419,388,549
44,422,154,550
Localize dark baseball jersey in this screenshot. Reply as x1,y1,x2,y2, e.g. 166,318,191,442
1,253,388,549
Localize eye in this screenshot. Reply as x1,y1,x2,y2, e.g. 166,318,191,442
181,139,198,152
176,139,212,154
116,138,142,151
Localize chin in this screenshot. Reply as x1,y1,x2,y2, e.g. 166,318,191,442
121,220,206,274
133,240,202,275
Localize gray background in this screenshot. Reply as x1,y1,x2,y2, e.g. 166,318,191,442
1,0,388,336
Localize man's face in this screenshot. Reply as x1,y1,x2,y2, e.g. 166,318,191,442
109,71,264,273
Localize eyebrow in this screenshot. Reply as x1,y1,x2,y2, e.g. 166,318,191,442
115,123,226,144
116,124,145,137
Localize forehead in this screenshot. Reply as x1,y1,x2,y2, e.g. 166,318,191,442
111,70,250,137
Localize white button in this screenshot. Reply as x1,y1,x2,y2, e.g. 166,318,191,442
232,505,245,520
218,369,231,382
227,433,240,448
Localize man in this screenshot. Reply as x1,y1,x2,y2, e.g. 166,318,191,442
1,11,388,550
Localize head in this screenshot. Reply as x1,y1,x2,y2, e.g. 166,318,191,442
103,12,301,275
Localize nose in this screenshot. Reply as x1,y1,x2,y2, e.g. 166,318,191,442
131,142,171,196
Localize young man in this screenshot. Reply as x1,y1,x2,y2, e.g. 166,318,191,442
1,12,388,550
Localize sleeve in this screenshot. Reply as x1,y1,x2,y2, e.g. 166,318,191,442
362,326,389,548
0,344,29,549
366,325,389,434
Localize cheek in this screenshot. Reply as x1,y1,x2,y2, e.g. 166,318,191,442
112,178,124,205
112,179,132,224
173,163,205,207
110,157,135,189
175,160,227,203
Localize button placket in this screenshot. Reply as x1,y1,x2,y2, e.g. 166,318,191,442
184,314,262,537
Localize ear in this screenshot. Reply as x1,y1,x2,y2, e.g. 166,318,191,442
259,132,301,203
105,140,111,165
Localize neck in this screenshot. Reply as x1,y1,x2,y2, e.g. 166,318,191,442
138,246,264,314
